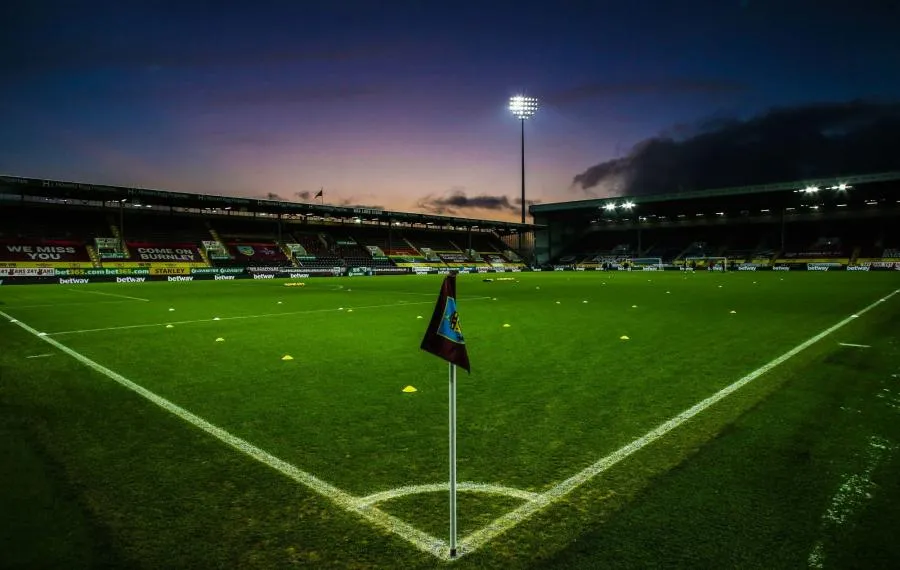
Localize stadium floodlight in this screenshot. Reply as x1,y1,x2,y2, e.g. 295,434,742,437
603,202,617,211
622,201,635,210
509,95,539,120
802,185,820,193
509,94,539,255
827,183,851,191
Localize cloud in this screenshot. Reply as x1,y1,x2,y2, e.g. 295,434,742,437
417,187,525,215
572,100,900,197
295,191,312,200
545,78,749,106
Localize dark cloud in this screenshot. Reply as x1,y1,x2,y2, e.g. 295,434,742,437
295,191,312,200
545,79,749,106
417,187,523,215
572,100,900,197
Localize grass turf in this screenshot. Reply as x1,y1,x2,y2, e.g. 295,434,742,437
1,270,898,568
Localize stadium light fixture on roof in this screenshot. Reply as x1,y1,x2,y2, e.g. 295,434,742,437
801,185,820,193
827,183,851,191
622,201,635,210
509,95,539,120
603,202,617,211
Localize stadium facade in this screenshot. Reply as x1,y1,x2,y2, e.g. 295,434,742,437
3,170,899,286
530,171,900,271
0,175,537,285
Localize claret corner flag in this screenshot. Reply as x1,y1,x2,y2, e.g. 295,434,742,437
420,272,471,373
419,271,470,558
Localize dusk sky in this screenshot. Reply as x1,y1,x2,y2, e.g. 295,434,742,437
2,0,899,220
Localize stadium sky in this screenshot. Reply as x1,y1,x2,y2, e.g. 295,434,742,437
1,0,899,221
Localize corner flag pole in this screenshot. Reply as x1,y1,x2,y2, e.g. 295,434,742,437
449,361,458,558
418,272,469,559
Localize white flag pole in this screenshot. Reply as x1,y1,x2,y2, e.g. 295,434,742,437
449,361,458,558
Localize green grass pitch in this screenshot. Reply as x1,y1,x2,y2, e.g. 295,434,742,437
2,271,900,568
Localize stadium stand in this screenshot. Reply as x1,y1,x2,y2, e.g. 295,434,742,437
0,204,108,242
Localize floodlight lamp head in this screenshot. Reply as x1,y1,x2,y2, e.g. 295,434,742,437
802,185,819,194
509,95,539,120
603,202,617,211
622,201,635,210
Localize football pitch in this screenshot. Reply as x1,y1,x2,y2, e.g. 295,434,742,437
2,271,900,568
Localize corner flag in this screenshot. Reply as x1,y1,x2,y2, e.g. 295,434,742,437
420,271,470,558
420,272,470,372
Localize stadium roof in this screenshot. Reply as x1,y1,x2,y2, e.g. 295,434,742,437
530,171,900,214
0,175,540,233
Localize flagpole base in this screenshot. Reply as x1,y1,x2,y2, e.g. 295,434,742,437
450,548,457,558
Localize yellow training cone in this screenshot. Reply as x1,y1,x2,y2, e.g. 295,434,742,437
620,335,630,340
631,305,638,308
502,323,511,328
165,324,174,328
730,310,737,314
417,315,424,319
281,355,294,361
215,337,225,342
402,386,417,393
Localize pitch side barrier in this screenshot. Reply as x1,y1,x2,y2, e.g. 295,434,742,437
0,265,521,285
2,263,899,286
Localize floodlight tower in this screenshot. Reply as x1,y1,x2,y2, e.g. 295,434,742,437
509,95,538,253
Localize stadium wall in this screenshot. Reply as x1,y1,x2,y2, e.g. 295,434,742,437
2,263,898,286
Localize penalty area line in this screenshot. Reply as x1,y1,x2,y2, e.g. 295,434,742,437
47,298,494,337
66,288,150,302
0,308,449,560
456,288,900,557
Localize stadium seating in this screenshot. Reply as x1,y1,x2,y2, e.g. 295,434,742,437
120,212,211,244
0,204,108,242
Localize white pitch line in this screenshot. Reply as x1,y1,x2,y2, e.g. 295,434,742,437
457,288,900,557
838,342,871,348
26,353,53,359
0,309,449,559
5,299,143,310
66,288,150,302
47,299,463,336
807,435,895,568
355,482,539,508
